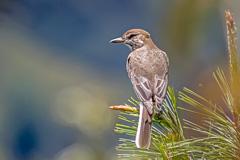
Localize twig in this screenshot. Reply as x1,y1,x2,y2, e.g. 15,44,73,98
109,105,138,112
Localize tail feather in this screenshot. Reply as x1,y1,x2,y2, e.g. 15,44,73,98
135,102,152,149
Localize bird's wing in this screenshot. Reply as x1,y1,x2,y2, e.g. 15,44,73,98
132,76,152,101
132,76,155,115
154,73,168,111
127,56,154,115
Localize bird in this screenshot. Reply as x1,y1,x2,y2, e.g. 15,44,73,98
110,29,169,149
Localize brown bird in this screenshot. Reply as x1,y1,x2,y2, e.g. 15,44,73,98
110,29,169,149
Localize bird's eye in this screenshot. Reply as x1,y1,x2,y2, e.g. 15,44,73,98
127,33,139,39
128,34,135,39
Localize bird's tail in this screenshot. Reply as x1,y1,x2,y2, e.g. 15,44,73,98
135,102,152,149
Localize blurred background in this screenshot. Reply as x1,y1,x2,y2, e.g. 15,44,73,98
0,0,239,160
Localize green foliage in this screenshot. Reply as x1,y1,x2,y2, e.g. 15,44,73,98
115,88,190,160
179,68,240,159
114,68,240,160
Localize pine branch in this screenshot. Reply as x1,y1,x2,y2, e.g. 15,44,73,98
226,10,240,130
110,87,191,159
179,68,240,159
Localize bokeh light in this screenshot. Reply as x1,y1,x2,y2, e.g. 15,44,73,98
54,143,95,160
53,86,113,136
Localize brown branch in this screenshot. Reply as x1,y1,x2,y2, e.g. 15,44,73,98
109,105,139,112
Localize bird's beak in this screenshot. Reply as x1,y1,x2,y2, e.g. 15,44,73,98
110,37,124,43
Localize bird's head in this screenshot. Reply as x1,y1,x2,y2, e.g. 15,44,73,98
110,29,151,51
